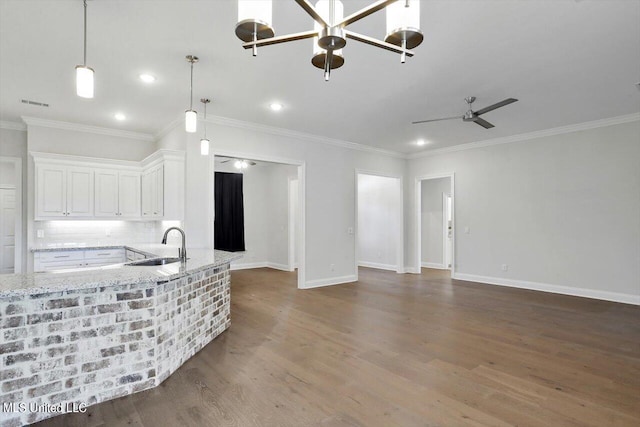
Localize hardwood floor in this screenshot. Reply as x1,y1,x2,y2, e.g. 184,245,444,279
36,267,640,427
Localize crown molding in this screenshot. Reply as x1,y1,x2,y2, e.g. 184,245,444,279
408,112,640,159
21,116,155,142
0,120,27,131
154,116,183,141
202,114,406,159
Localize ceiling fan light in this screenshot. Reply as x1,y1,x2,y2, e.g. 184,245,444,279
234,160,242,169
185,110,197,133
76,65,94,98
200,138,210,156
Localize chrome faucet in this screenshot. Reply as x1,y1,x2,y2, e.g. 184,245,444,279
161,227,187,261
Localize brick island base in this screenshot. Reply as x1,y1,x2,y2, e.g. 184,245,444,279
0,265,231,426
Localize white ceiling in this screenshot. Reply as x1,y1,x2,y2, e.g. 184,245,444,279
1,0,639,154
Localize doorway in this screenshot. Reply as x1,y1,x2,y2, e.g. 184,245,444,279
416,174,455,274
355,172,403,274
213,153,304,288
0,157,22,273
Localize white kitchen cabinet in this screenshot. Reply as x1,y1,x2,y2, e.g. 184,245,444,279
141,164,163,219
35,164,94,219
94,169,141,218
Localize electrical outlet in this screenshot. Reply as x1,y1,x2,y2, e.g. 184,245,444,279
36,229,44,238
330,263,335,272
347,227,354,235
105,229,111,237
464,226,470,234
501,264,508,272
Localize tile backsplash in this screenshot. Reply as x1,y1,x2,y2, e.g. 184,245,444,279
34,221,159,247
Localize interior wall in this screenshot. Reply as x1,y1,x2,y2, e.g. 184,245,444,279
406,120,640,303
0,128,27,272
421,177,450,267
169,120,406,288
357,174,400,270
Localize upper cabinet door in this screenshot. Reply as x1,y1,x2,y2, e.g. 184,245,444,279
118,171,141,218
36,165,66,218
66,167,94,217
141,170,153,218
94,169,119,217
154,165,164,218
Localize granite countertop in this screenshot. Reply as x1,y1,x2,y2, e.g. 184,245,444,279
0,244,242,298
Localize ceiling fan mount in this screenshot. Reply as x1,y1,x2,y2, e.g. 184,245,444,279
413,96,518,129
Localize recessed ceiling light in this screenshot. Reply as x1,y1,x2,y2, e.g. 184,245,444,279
416,139,426,146
114,112,126,121
139,74,156,83
269,102,283,111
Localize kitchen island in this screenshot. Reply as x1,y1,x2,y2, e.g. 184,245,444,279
0,246,241,426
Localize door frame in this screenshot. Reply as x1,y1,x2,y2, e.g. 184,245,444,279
415,173,455,275
211,150,306,289
0,156,22,273
355,170,404,278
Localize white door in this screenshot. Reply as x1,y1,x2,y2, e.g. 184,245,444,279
119,171,141,218
67,167,94,217
94,169,119,217
0,189,15,274
36,165,66,217
288,178,299,270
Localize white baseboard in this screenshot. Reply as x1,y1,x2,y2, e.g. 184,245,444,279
304,274,357,289
404,266,421,274
357,261,398,272
266,262,292,272
230,262,268,271
421,262,448,270
453,273,640,306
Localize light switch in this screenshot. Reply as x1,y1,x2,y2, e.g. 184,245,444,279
464,226,470,234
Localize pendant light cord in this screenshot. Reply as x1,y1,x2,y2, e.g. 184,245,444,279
189,61,194,110
203,102,207,138
83,0,87,66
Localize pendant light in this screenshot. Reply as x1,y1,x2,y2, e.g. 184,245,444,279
311,0,345,81
200,98,211,155
76,0,94,98
185,55,199,133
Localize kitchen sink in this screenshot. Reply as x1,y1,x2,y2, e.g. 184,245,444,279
126,257,182,266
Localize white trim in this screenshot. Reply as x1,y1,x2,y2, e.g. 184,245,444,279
0,121,26,131
453,273,640,306
358,261,398,271
205,115,405,158
30,151,141,169
21,116,154,142
303,274,357,289
0,156,23,273
405,266,421,274
421,262,447,270
267,262,291,271
415,173,456,277
409,113,640,159
154,117,183,141
230,262,268,271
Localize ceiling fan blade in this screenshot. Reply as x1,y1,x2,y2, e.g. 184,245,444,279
473,118,495,129
220,160,231,163
475,98,518,116
294,0,328,27
412,115,461,125
242,30,318,49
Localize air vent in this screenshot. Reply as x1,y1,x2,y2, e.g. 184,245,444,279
21,99,49,107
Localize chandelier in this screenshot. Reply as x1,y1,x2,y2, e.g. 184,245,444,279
235,0,423,81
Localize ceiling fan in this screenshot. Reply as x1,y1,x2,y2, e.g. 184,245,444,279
217,156,257,169
412,96,518,129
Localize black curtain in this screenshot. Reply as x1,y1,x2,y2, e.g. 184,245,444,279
214,172,245,252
